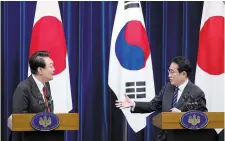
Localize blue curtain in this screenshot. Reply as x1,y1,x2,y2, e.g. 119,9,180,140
1,1,203,141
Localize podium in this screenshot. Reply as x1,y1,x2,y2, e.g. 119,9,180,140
152,112,224,141
9,113,79,141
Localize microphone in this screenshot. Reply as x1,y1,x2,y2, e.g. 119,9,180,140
44,87,52,104
185,94,198,110
180,93,198,111
38,95,45,105
45,89,51,100
38,95,52,111
181,92,191,103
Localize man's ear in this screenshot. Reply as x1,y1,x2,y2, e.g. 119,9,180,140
37,67,43,75
182,71,187,77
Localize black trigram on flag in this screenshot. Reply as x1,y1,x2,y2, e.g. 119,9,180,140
125,81,146,99
124,1,140,10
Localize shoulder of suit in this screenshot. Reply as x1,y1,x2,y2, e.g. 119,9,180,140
16,77,32,91
188,81,204,93
164,81,203,92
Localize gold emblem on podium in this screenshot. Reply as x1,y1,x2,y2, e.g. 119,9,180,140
39,116,52,127
188,114,200,126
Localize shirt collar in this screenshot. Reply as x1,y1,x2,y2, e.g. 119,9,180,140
32,74,45,91
178,79,189,91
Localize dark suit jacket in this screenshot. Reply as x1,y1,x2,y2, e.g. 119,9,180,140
132,81,207,141
10,75,54,141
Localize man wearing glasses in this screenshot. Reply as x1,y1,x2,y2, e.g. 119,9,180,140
115,56,207,141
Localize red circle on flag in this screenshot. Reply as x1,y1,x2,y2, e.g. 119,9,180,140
198,16,224,75
29,16,67,75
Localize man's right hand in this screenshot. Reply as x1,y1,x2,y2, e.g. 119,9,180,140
115,95,134,109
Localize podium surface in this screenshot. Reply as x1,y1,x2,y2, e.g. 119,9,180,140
152,112,224,141
9,113,79,141
11,113,79,131
152,112,224,129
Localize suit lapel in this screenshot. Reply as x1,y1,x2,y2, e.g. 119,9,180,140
167,85,176,109
45,83,51,99
176,81,192,109
28,75,45,110
45,82,53,112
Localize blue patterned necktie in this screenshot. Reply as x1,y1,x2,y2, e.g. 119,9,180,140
172,87,179,107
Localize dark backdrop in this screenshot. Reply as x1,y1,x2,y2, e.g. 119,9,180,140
1,1,203,141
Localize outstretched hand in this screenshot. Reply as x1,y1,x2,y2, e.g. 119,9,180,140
115,95,134,109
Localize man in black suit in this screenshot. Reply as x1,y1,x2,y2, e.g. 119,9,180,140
116,56,207,141
10,51,55,141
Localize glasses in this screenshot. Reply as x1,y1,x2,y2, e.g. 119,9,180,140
168,69,179,75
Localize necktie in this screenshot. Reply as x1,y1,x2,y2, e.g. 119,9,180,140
43,86,50,112
172,87,179,107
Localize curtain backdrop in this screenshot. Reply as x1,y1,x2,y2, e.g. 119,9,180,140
1,1,203,141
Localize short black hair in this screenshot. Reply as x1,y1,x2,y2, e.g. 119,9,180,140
29,51,50,75
172,56,192,77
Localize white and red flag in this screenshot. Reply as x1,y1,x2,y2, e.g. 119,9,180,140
195,1,224,112
29,1,72,113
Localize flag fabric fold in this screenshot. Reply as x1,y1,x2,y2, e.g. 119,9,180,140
108,1,155,132
195,1,224,113
28,1,72,113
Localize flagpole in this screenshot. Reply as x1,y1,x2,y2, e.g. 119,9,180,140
0,2,1,140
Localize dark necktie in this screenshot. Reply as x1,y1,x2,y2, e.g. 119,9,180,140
43,86,50,112
172,87,179,107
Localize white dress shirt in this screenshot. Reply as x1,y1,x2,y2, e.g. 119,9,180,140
176,79,189,102
32,74,45,101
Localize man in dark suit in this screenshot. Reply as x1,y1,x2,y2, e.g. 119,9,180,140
116,56,207,141
10,51,55,141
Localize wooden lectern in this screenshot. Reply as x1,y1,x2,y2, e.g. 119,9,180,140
152,112,224,141
9,113,79,141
